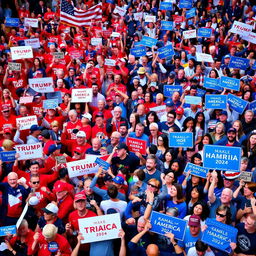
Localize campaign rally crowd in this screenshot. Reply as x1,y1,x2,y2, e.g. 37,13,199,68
0,0,256,255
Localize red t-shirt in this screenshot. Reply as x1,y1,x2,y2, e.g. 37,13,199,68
57,195,74,223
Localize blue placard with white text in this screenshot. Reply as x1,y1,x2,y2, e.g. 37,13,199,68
161,21,174,30
0,151,16,162
130,46,147,57
159,2,173,10
158,44,175,59
248,100,256,114
252,62,256,70
43,99,58,110
196,88,206,97
106,0,115,3
220,76,240,91
169,132,193,148
46,91,62,104
197,28,212,38
185,96,201,105
140,36,157,48
163,85,183,97
203,77,222,90
150,211,187,241
95,157,110,171
227,94,248,114
179,0,192,9
186,8,196,19
184,163,209,179
229,56,250,70
5,18,20,27
203,145,241,171
205,95,227,109
202,218,237,253
0,225,16,236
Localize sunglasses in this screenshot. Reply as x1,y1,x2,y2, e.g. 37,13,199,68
2,110,9,113
147,183,158,189
74,151,81,155
216,212,226,218
32,181,40,184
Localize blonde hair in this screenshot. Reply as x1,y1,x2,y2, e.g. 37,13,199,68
2,139,14,151
51,120,59,128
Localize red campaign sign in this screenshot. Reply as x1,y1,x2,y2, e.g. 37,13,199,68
172,15,184,23
126,137,147,155
103,30,112,38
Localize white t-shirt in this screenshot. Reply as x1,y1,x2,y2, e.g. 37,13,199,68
100,199,127,218
187,247,215,256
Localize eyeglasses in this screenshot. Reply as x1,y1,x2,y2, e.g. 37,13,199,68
167,116,174,118
166,175,174,179
216,212,226,218
150,129,157,132
32,181,40,184
74,151,81,155
147,183,158,189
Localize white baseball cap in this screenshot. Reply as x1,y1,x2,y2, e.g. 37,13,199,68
42,203,59,214
29,196,39,206
76,131,86,138
82,113,92,121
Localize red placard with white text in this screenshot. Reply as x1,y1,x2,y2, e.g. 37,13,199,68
126,137,147,155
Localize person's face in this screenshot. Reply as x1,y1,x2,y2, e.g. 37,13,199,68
84,180,93,195
215,124,223,134
187,120,194,128
92,85,98,94
194,204,203,216
30,177,40,189
18,225,29,237
223,179,234,189
44,212,54,221
197,114,203,123
92,140,101,150
171,162,179,172
241,160,248,171
69,69,75,76
30,164,39,174
232,122,240,132
3,91,9,98
191,175,200,184
165,172,174,184
114,109,121,119
2,109,10,117
130,114,135,123
156,96,163,105
119,126,127,136
191,188,199,199
56,190,67,200
172,92,179,101
116,148,126,158
147,181,158,193
137,221,145,233
190,89,197,96
148,114,155,123
245,112,253,122
19,107,28,116
144,93,150,102
146,159,156,172
137,105,145,115
167,114,175,124
150,126,158,136
95,117,103,126
170,185,177,197
114,76,121,84
157,136,164,145
219,114,227,122
77,136,85,145
243,183,253,197
244,216,256,230
165,152,172,162
216,209,227,223
220,190,232,204
249,135,256,146
98,101,105,110
135,126,144,137
69,113,77,122
227,132,236,142
193,157,201,165
189,225,200,236
75,200,86,211
8,174,18,188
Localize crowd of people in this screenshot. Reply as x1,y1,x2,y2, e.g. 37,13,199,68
0,0,256,255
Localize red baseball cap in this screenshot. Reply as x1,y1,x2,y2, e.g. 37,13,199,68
106,96,113,101
74,147,83,153
175,107,184,115
3,127,12,134
54,182,68,193
74,192,86,202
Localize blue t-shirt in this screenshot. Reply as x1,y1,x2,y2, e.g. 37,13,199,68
165,199,187,219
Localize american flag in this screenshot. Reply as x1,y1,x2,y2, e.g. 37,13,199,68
60,0,102,27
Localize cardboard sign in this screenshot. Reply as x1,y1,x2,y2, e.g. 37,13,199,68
113,6,126,16
11,46,33,60
95,157,110,171
158,44,175,59
202,218,237,253
0,225,16,237
15,143,43,160
238,171,252,182
186,8,196,19
130,46,147,57
79,213,121,243
243,32,256,44
169,132,193,148
227,94,248,114
230,21,253,37
197,28,212,38
24,18,38,28
126,137,147,155
220,76,240,91
159,2,173,10
205,95,227,109
19,96,33,104
43,99,59,109
16,115,38,130
203,77,222,90
203,145,241,171
29,77,54,93
5,18,19,27
184,163,209,179
8,62,21,71
196,52,214,63
150,211,187,241
248,100,256,114
179,0,192,9
71,88,93,103
229,56,250,70
0,151,16,162
46,91,62,104
149,105,166,119
144,15,156,23
133,12,143,21
185,96,201,105
24,38,40,49
91,38,102,46
183,29,197,39
164,85,183,97
161,21,174,30
104,59,116,66
110,32,120,38
52,52,64,59
140,36,157,48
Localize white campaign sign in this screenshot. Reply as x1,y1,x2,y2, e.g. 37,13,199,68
145,15,156,23
78,213,121,243
230,21,253,37
113,6,126,16
134,12,143,21
15,143,43,160
71,88,93,103
29,77,54,93
243,32,256,44
91,38,102,46
196,52,214,63
16,115,38,130
111,32,120,38
24,18,38,28
11,46,33,60
183,29,197,39
149,105,166,119
105,59,116,66
19,96,34,104
24,38,40,49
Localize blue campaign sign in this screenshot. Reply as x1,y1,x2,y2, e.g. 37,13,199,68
196,88,206,97
95,157,110,171
186,8,196,19
158,44,175,59
161,21,174,30
179,0,192,9
134,42,143,47
229,56,250,70
106,0,115,3
169,132,193,148
197,28,212,38
0,225,16,237
202,218,237,253
185,96,201,105
220,76,240,91
43,99,58,110
159,2,173,10
46,91,62,104
248,100,256,114
205,95,227,109
150,211,187,241
140,36,157,48
0,151,16,162
227,94,248,114
130,46,147,57
163,85,182,97
5,18,20,27
203,77,222,90
184,163,209,179
252,62,256,70
203,145,241,171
